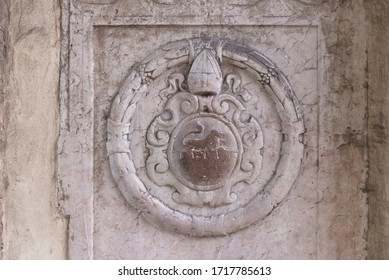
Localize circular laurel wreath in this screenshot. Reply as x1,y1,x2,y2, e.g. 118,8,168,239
107,39,304,236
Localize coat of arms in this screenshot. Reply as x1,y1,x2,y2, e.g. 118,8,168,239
107,39,304,236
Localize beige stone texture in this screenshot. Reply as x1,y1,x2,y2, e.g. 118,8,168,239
316,0,368,259
2,0,67,259
0,0,5,260
0,0,388,260
366,0,389,260
59,0,368,259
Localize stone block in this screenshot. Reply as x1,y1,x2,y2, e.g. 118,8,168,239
59,0,368,259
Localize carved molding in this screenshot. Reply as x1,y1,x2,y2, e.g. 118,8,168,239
107,39,304,236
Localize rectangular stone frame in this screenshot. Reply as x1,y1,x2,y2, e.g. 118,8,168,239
59,0,367,259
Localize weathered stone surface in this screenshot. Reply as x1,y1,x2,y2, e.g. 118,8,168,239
0,0,4,260
107,38,303,236
59,0,368,259
366,0,389,260
314,0,368,259
2,0,388,260
2,0,67,259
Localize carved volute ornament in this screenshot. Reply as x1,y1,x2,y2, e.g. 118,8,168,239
107,39,304,236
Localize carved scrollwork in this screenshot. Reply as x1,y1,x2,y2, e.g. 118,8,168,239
107,38,304,236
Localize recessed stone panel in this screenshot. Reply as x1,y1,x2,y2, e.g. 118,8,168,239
106,38,304,236
59,0,367,259
91,25,316,259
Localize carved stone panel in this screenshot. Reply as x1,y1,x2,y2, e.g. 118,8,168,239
66,23,319,259
107,39,304,236
60,0,368,259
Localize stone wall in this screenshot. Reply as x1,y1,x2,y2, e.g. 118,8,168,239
1,0,67,259
366,0,389,260
58,0,368,259
0,0,5,260
0,0,387,260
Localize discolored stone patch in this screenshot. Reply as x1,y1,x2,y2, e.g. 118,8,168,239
182,128,237,186
171,116,240,190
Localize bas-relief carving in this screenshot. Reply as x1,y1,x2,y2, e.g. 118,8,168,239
107,39,304,236
59,0,369,259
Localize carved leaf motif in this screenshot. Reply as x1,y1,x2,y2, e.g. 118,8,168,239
164,92,199,116
152,0,175,4
123,104,136,122
223,49,249,63
225,74,241,94
146,120,170,147
163,47,189,60
160,73,185,99
211,94,245,115
228,0,265,6
107,38,304,237
161,40,189,51
294,0,325,4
